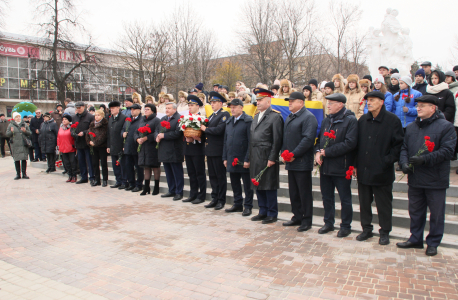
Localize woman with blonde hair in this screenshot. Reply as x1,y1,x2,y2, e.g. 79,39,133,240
177,91,189,113
197,93,207,116
278,79,292,99
343,74,365,119
156,93,169,114
86,109,109,187
145,95,155,104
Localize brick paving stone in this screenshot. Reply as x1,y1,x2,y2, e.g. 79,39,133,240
1,157,458,299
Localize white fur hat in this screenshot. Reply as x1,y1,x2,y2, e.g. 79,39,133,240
320,81,327,89
12,112,21,119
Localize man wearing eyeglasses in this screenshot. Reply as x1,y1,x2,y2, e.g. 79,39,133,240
397,95,456,256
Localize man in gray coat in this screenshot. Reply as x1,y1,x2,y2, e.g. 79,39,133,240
249,88,284,224
281,92,318,232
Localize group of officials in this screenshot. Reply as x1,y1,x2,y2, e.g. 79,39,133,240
65,86,455,258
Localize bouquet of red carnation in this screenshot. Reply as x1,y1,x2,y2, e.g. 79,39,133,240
281,150,294,162
345,166,355,180
232,157,243,167
55,160,63,168
398,136,435,181
123,117,132,143
156,121,171,149
70,122,79,134
137,124,151,152
251,165,269,187
315,130,336,175
88,132,96,155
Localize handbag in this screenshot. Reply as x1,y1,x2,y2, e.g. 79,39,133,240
22,135,33,148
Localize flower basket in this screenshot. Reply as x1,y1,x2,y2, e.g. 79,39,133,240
184,127,202,138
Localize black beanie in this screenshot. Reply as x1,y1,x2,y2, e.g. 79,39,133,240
325,82,335,90
363,75,372,82
62,114,72,122
454,65,458,72
308,79,318,87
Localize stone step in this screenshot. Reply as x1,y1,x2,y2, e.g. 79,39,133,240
32,162,458,239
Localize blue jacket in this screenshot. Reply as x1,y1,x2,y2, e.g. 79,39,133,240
363,90,394,114
392,88,422,128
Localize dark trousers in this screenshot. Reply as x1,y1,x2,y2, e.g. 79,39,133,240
185,155,206,200
230,172,253,209
320,174,353,229
92,147,108,182
163,162,184,195
408,187,446,247
207,156,227,204
256,190,278,217
288,170,313,226
28,147,34,161
111,154,126,185
358,183,393,234
0,137,11,157
124,154,144,188
33,142,45,160
46,152,56,171
77,148,94,181
62,152,77,177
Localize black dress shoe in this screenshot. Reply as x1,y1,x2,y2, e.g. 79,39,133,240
225,205,243,213
32,159,39,162
132,186,141,192
214,203,225,210
251,214,267,221
262,216,277,224
182,197,196,203
118,185,127,190
62,170,68,175
76,179,89,184
356,231,373,241
297,224,312,232
282,220,301,226
426,246,438,256
379,234,390,245
242,208,252,216
318,225,335,234
396,241,424,249
191,199,205,204
173,194,183,201
125,186,135,191
161,192,175,198
110,183,121,188
102,181,108,187
337,228,351,237
204,200,217,208
14,174,21,180
91,181,101,187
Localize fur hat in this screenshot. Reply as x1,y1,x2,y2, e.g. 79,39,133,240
359,79,371,88
145,95,155,103
178,91,188,99
280,79,291,89
320,81,327,89
132,92,142,103
12,112,21,119
332,74,345,83
228,91,237,98
346,74,360,83
331,74,346,92
162,94,175,103
196,93,207,103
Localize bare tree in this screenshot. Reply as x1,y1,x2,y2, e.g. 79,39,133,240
449,35,458,65
33,0,101,105
115,22,172,99
0,0,8,29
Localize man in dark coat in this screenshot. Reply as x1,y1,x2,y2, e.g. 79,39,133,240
107,101,127,189
30,109,45,161
355,91,404,245
39,112,59,173
397,95,456,256
249,88,284,224
223,98,253,216
156,102,185,200
121,104,143,192
200,92,231,210
182,95,207,204
72,102,95,184
281,92,318,231
315,93,358,237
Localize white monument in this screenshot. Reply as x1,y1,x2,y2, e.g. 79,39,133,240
366,8,414,77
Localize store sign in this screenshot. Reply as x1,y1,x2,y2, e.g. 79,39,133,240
0,43,39,58
0,78,72,91
58,50,96,63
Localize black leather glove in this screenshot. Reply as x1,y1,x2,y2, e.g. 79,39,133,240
401,163,413,174
409,156,425,166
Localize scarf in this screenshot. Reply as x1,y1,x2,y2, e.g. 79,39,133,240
426,82,449,94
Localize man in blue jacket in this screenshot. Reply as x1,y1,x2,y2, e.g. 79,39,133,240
315,93,358,237
223,98,253,216
281,92,318,232
397,95,456,256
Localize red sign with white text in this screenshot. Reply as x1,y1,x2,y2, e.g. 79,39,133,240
0,43,39,58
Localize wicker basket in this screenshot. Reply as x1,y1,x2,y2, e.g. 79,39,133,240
184,127,202,138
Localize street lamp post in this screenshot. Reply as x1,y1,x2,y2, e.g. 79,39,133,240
119,83,127,105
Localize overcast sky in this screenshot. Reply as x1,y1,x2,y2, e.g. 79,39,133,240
3,0,458,72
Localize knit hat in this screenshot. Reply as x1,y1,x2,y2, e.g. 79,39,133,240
308,79,318,87
445,70,456,81
125,97,134,103
453,66,458,72
399,76,412,86
43,112,51,118
12,112,21,119
415,69,426,78
390,68,399,74
302,85,312,93
195,83,204,90
391,73,401,80
363,75,372,82
62,114,72,122
374,75,385,84
320,81,327,89
325,82,335,90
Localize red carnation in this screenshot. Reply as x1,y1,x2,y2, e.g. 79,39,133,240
424,136,430,140
189,117,193,121
204,118,209,122
182,125,186,129
125,117,132,122
232,158,242,167
281,150,294,162
198,117,201,121
251,178,259,186
180,115,184,119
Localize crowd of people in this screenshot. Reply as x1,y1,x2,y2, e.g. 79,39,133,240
2,62,458,257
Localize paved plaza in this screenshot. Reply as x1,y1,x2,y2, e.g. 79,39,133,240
0,157,458,300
